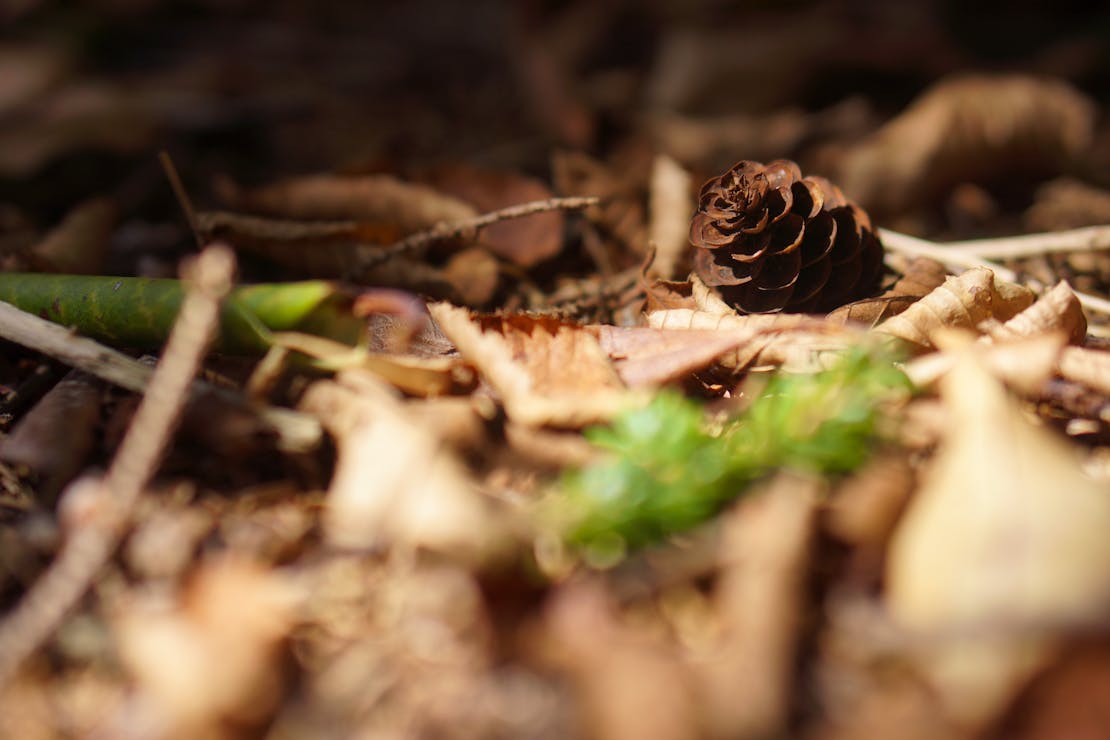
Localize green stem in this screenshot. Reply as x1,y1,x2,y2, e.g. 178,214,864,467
0,274,364,355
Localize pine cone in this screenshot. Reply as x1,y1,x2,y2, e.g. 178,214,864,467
690,159,884,313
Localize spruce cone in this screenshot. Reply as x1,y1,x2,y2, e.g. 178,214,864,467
690,159,884,313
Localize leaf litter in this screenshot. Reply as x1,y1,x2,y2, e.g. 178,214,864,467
2,3,1110,739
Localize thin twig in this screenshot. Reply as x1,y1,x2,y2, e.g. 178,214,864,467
933,224,1110,259
0,245,235,688
355,195,600,272
0,291,320,453
159,151,202,248
880,227,1110,316
878,228,1018,282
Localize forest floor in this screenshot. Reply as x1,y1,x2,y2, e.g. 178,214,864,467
2,2,1110,738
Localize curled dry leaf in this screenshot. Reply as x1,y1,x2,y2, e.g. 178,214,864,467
700,473,819,739
838,74,1095,215
690,272,737,316
647,153,694,280
429,302,637,427
299,369,505,561
989,280,1087,345
646,308,861,372
217,172,478,234
874,268,1034,352
114,556,300,733
828,257,948,327
886,351,1110,725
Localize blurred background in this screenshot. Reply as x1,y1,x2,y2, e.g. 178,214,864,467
3,0,1110,237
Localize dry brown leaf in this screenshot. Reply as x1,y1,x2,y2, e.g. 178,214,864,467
874,268,1034,352
413,163,566,267
989,280,1087,345
647,154,694,280
218,172,478,234
886,351,1110,725
299,369,505,560
429,302,637,427
828,257,948,327
700,473,819,739
114,556,299,734
646,308,860,372
838,74,1095,215
589,325,752,388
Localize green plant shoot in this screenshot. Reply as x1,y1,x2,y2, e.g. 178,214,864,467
553,347,912,565
0,273,366,355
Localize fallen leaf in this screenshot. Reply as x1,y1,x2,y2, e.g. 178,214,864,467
690,272,738,316
646,308,861,372
413,163,566,266
114,556,300,733
588,325,752,388
829,257,948,327
886,350,1110,725
989,281,1087,345
429,302,638,427
217,172,478,234
838,74,1095,215
700,473,819,738
874,268,1034,352
299,369,505,560
542,580,700,740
